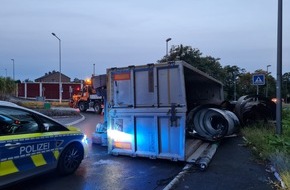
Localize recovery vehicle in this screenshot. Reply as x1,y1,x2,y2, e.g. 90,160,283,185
69,74,106,113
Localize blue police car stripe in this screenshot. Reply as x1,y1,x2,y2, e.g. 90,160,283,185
13,156,36,171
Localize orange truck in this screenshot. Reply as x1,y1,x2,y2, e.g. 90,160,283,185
69,74,106,114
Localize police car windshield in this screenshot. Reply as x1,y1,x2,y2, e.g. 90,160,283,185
0,114,13,123
0,109,31,123
0,108,39,135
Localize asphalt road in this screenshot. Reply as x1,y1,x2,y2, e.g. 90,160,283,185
4,110,276,190
4,111,185,190
173,136,275,190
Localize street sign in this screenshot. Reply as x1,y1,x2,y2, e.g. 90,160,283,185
252,74,265,85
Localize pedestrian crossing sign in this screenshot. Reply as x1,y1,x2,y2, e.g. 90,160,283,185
252,74,265,85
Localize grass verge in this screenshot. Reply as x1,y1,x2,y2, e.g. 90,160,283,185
17,101,70,109
33,109,80,117
241,110,290,189
14,100,79,117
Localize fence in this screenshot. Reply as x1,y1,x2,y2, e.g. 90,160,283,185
17,82,81,101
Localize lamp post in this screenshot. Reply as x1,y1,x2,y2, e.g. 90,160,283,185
11,59,15,80
234,79,237,101
276,0,283,135
51,33,62,103
93,63,95,76
266,64,271,97
285,78,288,103
166,38,172,61
234,75,239,101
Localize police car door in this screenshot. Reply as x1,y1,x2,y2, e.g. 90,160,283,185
0,107,56,184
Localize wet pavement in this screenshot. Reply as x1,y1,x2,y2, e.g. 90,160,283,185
53,114,85,126
54,114,278,190
172,136,275,190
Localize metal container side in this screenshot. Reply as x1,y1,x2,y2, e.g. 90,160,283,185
106,61,224,161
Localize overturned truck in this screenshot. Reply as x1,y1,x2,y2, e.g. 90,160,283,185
106,61,239,167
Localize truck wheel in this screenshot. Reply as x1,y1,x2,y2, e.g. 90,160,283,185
78,102,87,112
57,143,84,175
94,102,102,114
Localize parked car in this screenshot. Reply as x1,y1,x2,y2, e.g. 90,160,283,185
0,101,87,188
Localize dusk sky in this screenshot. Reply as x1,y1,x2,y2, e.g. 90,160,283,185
1,0,289,81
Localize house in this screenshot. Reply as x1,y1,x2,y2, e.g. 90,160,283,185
35,71,70,82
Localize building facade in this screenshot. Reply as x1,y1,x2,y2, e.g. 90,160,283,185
35,71,70,82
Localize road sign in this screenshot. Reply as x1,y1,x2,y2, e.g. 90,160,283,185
252,74,265,85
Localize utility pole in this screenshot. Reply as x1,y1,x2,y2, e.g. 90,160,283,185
11,59,15,80
266,65,271,97
166,38,172,61
276,0,283,135
51,33,62,103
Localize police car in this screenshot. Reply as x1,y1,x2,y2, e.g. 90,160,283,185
0,101,87,187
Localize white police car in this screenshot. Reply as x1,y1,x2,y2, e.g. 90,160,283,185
0,101,87,187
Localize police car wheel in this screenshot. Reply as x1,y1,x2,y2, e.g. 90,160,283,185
57,143,84,175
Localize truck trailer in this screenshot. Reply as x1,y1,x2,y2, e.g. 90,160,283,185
105,61,232,163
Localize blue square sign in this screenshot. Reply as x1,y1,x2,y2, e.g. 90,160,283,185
252,74,265,85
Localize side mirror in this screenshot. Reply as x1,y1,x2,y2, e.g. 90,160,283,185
43,123,50,131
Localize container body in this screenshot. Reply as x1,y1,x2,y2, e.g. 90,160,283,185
107,61,223,161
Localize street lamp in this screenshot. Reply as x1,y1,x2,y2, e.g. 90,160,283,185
266,64,271,97
166,38,172,60
93,63,95,76
276,0,283,135
11,59,15,80
285,78,288,104
234,75,239,101
51,32,62,103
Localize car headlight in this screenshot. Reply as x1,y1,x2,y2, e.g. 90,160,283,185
82,134,88,144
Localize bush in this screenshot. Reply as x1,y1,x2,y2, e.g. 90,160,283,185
0,77,16,100
18,101,45,109
35,109,80,117
14,101,79,117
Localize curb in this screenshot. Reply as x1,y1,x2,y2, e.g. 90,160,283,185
163,142,219,190
269,165,286,189
163,164,194,190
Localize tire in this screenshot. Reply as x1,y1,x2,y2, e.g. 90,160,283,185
94,102,102,114
57,143,84,175
78,101,87,112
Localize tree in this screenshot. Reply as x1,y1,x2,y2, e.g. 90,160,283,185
282,72,290,103
158,45,224,81
0,77,16,100
73,78,82,83
238,72,257,96
24,78,33,82
157,44,277,101
266,73,276,98
223,65,241,100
